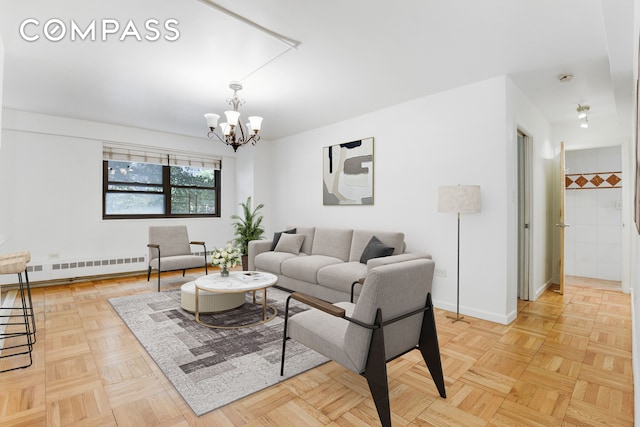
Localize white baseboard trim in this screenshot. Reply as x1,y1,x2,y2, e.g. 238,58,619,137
432,298,513,325
532,279,554,301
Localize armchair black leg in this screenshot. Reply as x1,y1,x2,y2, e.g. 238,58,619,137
364,309,391,427
202,249,208,275
147,266,151,282
418,293,446,398
280,296,293,376
157,270,161,292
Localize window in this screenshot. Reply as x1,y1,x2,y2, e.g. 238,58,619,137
102,144,221,219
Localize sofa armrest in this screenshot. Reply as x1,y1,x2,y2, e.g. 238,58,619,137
366,252,431,272
248,239,273,271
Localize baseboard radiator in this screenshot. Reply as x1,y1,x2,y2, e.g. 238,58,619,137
0,250,212,287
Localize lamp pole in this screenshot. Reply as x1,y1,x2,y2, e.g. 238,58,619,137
448,211,469,323
438,184,480,324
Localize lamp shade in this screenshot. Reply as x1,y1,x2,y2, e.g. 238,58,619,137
438,185,481,214
248,116,263,132
204,113,220,129
224,110,241,127
219,122,231,136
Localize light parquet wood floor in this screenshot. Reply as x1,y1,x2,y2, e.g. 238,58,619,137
0,269,633,426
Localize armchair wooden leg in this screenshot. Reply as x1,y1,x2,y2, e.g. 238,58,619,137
418,293,446,398
364,309,391,427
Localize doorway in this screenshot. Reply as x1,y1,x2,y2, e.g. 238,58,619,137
517,130,532,300
563,146,623,289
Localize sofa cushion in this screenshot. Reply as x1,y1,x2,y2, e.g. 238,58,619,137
287,226,316,255
270,228,296,251
149,254,205,271
359,236,394,264
254,251,302,274
317,262,367,295
281,255,343,283
311,228,354,261
349,230,405,262
274,233,305,255
148,225,192,258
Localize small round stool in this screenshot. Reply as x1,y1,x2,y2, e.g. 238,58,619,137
180,281,246,313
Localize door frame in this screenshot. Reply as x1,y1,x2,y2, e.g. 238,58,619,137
556,142,567,295
517,129,533,301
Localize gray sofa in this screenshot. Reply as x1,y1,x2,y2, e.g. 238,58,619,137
248,226,430,302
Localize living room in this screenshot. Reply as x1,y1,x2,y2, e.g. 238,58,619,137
0,1,639,425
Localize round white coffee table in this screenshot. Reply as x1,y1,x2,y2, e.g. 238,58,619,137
194,271,278,329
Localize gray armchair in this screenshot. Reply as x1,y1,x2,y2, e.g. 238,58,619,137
147,226,208,292
280,259,446,427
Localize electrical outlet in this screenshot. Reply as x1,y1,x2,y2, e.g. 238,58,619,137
435,269,446,278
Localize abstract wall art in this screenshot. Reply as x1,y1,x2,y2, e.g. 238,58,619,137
323,137,374,205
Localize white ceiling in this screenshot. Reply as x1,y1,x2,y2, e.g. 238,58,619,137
0,0,635,141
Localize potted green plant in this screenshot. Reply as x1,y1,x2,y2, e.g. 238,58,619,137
231,196,265,270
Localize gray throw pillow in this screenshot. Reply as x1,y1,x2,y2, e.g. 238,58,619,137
270,228,297,251
360,236,394,264
274,233,305,255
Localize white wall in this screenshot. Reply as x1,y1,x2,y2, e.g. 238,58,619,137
0,109,239,284
565,147,622,281
249,76,554,324
506,78,556,305
631,1,640,423
235,144,255,213
0,34,4,149
0,35,5,249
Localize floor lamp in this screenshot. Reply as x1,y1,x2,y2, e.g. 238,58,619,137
438,185,481,323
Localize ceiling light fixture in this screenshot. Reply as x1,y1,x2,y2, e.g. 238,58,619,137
557,73,574,83
204,82,263,152
577,104,589,128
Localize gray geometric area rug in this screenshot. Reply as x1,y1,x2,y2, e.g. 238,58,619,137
108,284,328,416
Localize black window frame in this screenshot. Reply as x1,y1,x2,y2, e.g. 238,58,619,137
102,160,221,219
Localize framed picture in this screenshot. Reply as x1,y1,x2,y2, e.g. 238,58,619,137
323,137,374,205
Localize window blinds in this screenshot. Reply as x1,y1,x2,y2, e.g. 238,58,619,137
102,142,221,170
